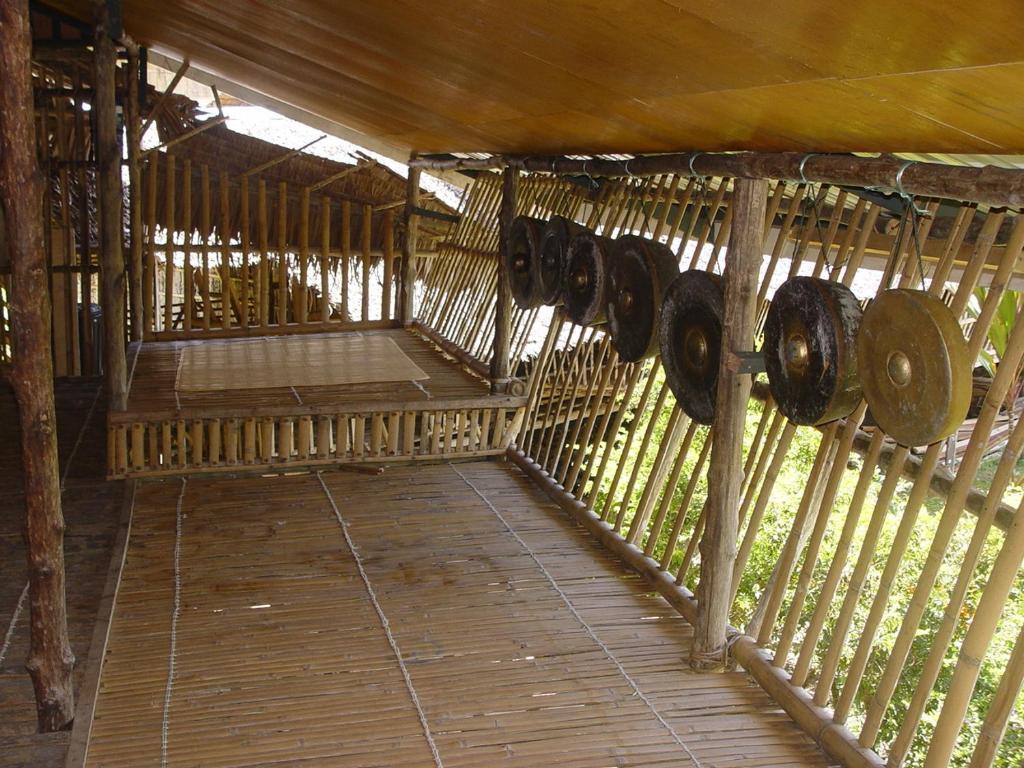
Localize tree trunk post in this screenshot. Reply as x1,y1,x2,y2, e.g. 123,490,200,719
400,159,419,326
0,0,77,731
94,2,128,410
491,166,516,393
125,40,144,343
691,177,768,671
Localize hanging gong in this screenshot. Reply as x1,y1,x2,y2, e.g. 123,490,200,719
857,288,971,447
763,277,863,426
659,270,724,425
539,216,588,306
563,231,612,325
608,236,680,362
506,216,546,310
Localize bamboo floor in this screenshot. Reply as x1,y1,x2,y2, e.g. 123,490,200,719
124,328,492,419
82,460,829,768
0,378,123,768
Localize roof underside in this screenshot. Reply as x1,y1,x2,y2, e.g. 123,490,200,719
47,0,1024,157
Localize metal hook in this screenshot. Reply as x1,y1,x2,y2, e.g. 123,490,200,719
624,157,634,178
688,152,705,178
894,160,930,217
798,153,818,186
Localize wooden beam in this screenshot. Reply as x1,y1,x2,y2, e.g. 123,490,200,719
410,152,1024,208
491,166,516,392
400,161,420,325
0,0,75,731
94,3,128,411
692,177,768,671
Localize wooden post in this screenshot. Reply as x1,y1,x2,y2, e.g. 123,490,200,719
491,167,516,393
400,162,420,325
691,177,768,671
0,0,76,730
94,3,128,410
125,42,144,342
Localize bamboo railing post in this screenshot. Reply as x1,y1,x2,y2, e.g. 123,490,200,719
341,200,351,321
94,8,128,410
361,203,371,321
320,195,330,325
401,163,420,325
277,181,288,324
125,41,144,342
240,176,250,329
691,177,767,672
491,167,516,393
73,68,93,371
219,171,231,329
382,209,394,320
144,154,157,337
0,0,75,729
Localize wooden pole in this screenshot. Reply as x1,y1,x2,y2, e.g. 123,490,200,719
124,41,143,343
400,162,420,325
94,2,128,410
491,167,516,393
409,151,1024,208
0,0,75,731
691,177,768,671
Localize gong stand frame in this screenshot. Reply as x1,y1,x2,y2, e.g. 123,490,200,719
410,151,1024,209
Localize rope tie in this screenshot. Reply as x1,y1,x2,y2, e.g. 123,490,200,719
161,477,188,768
316,472,445,768
449,463,705,768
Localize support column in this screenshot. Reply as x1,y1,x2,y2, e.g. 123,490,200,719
491,166,516,393
691,177,768,671
400,158,420,326
124,40,144,343
0,0,76,730
94,2,128,410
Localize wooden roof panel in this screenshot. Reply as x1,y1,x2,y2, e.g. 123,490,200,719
46,0,1024,154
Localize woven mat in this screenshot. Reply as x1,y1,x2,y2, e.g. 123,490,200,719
175,334,429,391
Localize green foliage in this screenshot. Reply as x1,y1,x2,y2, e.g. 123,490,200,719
578,373,1024,767
970,288,1021,376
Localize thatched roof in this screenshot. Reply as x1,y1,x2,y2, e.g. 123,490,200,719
151,94,457,252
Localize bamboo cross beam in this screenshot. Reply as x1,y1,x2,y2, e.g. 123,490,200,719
242,134,327,177
409,152,1024,208
140,115,228,158
139,56,189,138
308,163,364,192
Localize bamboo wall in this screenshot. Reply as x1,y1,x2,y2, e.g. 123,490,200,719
139,152,406,340
423,170,1024,767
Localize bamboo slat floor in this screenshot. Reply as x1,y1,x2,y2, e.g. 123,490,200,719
123,328,491,419
0,378,124,768
83,460,830,767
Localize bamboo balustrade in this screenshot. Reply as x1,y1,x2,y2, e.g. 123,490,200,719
416,166,1024,768
138,153,409,340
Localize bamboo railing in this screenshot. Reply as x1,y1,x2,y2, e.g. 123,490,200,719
427,169,1024,767
417,172,592,371
106,400,524,478
139,153,407,340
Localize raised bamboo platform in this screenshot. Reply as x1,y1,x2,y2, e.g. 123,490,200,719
107,328,527,478
0,379,123,768
80,461,828,768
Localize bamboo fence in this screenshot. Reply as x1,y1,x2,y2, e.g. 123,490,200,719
421,169,1024,767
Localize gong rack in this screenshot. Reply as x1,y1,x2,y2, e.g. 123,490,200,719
508,213,972,447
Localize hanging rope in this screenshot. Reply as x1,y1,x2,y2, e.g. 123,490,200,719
316,472,445,768
160,477,188,768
